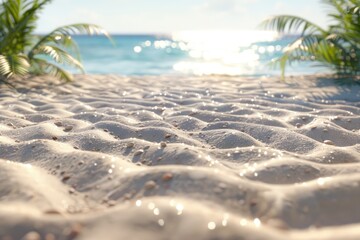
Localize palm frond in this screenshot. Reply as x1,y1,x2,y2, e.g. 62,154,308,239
33,45,84,72
260,15,327,35
29,23,112,58
0,0,111,83
31,57,73,81
29,34,81,59
269,35,321,78
0,0,51,53
0,54,30,78
262,0,360,79
268,54,290,79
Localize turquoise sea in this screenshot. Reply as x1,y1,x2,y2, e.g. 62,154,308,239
72,31,330,76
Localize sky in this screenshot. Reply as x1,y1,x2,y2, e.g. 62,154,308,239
37,0,329,34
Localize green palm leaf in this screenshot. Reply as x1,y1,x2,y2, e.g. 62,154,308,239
261,0,360,80
0,54,30,78
32,45,84,72
29,24,112,58
260,15,326,35
31,57,74,81
27,23,112,81
0,0,111,83
0,0,51,53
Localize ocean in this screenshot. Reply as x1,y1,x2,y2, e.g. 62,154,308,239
72,31,330,76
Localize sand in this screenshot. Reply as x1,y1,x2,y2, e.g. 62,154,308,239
0,74,359,240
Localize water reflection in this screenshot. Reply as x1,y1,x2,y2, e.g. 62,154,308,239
172,30,278,76
253,218,261,227
74,32,330,75
207,221,216,230
158,219,165,226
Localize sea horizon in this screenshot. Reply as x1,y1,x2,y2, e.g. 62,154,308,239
43,30,331,77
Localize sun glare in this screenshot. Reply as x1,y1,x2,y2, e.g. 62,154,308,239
172,30,278,76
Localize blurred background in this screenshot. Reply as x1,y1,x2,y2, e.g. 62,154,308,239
36,0,330,76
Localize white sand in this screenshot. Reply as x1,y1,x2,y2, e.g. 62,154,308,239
0,74,359,240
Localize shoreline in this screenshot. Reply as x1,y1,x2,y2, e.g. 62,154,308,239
0,74,359,239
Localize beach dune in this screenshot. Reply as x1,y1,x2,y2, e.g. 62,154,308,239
0,75,359,240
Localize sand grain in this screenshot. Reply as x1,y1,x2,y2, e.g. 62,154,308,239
0,75,359,239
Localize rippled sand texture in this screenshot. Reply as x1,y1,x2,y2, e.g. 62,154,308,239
0,75,359,240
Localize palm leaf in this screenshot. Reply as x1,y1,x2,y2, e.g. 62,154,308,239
32,45,84,72
269,35,321,77
29,23,112,58
0,54,30,78
260,15,327,35
262,0,360,79
31,57,73,81
0,0,51,53
0,0,111,83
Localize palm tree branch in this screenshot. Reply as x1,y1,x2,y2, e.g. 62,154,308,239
32,45,85,72
0,0,50,52
31,57,73,81
0,54,30,78
28,24,112,58
260,15,327,35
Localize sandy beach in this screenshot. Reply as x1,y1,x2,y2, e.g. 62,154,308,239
0,74,359,240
